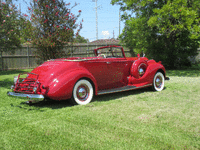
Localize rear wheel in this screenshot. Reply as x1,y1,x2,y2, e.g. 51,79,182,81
152,72,164,91
71,79,94,105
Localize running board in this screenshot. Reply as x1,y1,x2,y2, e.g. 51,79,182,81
97,84,152,95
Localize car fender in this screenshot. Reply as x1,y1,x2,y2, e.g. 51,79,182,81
46,68,98,100
129,62,165,85
144,63,166,82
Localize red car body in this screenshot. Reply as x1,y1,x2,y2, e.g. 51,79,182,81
7,45,168,105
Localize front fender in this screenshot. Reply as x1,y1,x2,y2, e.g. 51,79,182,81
145,63,166,81
129,63,165,86
46,68,98,100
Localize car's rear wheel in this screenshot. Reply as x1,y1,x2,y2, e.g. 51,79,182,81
152,72,164,91
71,79,94,105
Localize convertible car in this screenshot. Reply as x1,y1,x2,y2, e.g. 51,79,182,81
7,45,169,105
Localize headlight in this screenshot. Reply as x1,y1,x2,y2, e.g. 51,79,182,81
14,76,18,84
33,87,38,93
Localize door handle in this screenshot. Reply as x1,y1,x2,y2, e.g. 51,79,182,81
106,62,111,64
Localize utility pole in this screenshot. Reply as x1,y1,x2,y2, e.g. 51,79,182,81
93,0,101,40
95,0,98,40
19,3,21,14
119,9,121,36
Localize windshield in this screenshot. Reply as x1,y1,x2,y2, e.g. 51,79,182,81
96,47,124,58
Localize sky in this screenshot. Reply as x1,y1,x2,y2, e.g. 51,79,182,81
13,0,125,42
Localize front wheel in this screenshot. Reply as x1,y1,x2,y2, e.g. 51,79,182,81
71,79,94,105
152,72,165,91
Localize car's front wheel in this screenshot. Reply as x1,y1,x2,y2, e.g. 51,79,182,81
71,79,94,105
152,72,165,91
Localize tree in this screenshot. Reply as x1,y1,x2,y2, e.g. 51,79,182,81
74,35,89,43
0,1,23,52
112,0,200,69
25,0,82,63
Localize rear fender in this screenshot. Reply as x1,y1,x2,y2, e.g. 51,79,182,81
46,68,98,100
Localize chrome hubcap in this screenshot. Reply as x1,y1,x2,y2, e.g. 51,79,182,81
138,63,147,76
155,76,162,88
78,87,87,98
76,85,89,101
139,68,144,75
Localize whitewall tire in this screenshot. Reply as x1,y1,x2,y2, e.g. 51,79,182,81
152,72,165,91
71,79,94,105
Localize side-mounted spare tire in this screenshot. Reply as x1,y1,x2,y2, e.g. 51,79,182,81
130,59,148,79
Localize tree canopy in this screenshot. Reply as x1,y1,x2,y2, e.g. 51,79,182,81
0,1,23,52
112,0,200,68
74,35,89,43
24,0,82,63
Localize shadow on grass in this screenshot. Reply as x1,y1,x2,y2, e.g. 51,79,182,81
18,99,73,110
0,78,14,89
15,87,156,110
0,69,30,76
0,70,31,89
94,87,157,103
167,64,200,77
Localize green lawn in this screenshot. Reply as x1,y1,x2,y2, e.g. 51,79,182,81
0,66,200,150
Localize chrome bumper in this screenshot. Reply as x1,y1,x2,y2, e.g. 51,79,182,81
7,92,44,99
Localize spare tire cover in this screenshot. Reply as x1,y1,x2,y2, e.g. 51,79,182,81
130,59,148,79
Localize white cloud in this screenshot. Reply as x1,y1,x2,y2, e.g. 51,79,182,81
101,31,110,39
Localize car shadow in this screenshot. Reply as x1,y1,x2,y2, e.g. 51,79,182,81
18,99,73,110
11,87,167,110
94,87,154,103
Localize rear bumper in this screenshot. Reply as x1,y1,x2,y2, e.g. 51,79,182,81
7,91,44,99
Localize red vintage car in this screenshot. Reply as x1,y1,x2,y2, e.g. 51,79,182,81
7,45,169,105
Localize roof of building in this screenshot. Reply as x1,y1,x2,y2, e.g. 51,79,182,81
90,39,120,44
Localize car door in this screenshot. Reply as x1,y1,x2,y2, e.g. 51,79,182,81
82,59,110,90
105,58,129,89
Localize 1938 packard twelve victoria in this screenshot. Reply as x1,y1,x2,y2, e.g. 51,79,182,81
7,45,169,105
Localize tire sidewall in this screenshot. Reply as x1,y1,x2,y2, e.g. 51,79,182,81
153,72,164,91
72,79,94,105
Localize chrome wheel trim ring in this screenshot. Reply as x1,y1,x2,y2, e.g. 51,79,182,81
153,72,164,91
155,76,162,88
73,79,94,105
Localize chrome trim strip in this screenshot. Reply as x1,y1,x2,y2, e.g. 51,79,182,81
7,92,44,99
97,84,152,95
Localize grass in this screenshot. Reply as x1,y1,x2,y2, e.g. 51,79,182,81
0,65,200,150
